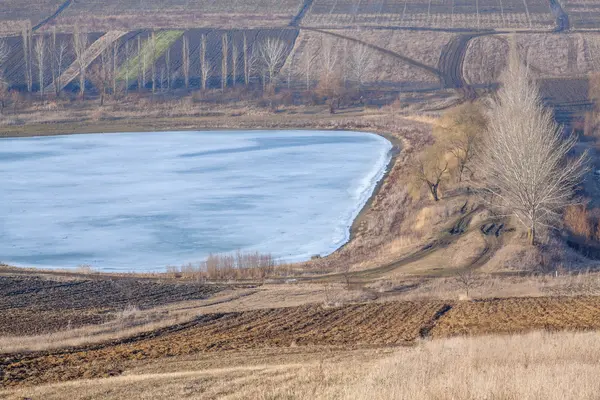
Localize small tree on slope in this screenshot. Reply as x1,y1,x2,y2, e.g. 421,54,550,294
479,52,588,246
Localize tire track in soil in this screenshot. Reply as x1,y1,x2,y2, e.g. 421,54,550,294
307,209,508,283
438,33,483,93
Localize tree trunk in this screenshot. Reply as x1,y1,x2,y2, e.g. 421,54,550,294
429,183,440,202
528,227,536,246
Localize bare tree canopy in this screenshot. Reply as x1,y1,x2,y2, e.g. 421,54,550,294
348,43,373,88
415,143,449,202
436,102,487,182
259,38,287,87
479,53,589,245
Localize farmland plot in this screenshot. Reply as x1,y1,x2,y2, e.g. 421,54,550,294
0,275,224,336
0,0,65,35
1,301,448,386
302,0,555,30
43,0,305,31
431,297,600,337
282,29,442,91
463,33,600,85
562,0,600,30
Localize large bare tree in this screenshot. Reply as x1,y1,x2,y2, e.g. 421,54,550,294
258,37,287,89
479,53,588,245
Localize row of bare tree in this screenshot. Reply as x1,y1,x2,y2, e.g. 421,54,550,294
0,30,376,102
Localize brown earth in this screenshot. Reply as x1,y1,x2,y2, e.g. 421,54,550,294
5,296,600,388
0,273,224,335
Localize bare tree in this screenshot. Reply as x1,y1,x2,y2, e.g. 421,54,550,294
0,39,10,113
415,144,449,202
200,34,210,90
243,33,249,85
301,40,320,91
52,40,67,98
22,26,32,92
182,34,190,90
232,41,238,86
348,43,373,89
73,26,89,100
221,33,228,91
479,51,589,245
455,270,482,298
319,37,339,93
124,40,132,94
50,27,57,97
165,45,171,90
259,37,287,89
436,102,487,182
112,40,119,97
137,35,142,91
34,35,46,99
151,31,156,95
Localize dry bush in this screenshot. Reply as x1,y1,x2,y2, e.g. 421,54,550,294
167,251,277,281
564,204,593,240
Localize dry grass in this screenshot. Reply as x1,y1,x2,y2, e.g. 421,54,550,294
4,330,600,399
371,270,600,300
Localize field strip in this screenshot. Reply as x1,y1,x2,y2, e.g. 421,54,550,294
46,30,128,93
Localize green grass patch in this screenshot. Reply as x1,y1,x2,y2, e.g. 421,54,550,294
117,30,184,82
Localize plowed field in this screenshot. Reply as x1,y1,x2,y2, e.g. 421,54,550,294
431,297,600,337
0,275,224,335
0,301,447,387
4,296,600,388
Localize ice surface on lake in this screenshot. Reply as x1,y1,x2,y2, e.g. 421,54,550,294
0,130,392,271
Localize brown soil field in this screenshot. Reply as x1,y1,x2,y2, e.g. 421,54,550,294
431,296,600,337
0,274,224,335
284,29,442,92
0,301,447,387
5,296,600,388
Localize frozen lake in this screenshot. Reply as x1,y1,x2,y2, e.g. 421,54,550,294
0,130,392,272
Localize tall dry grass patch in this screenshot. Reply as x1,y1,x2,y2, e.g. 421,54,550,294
5,331,600,400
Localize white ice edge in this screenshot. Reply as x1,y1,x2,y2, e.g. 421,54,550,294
281,134,393,263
